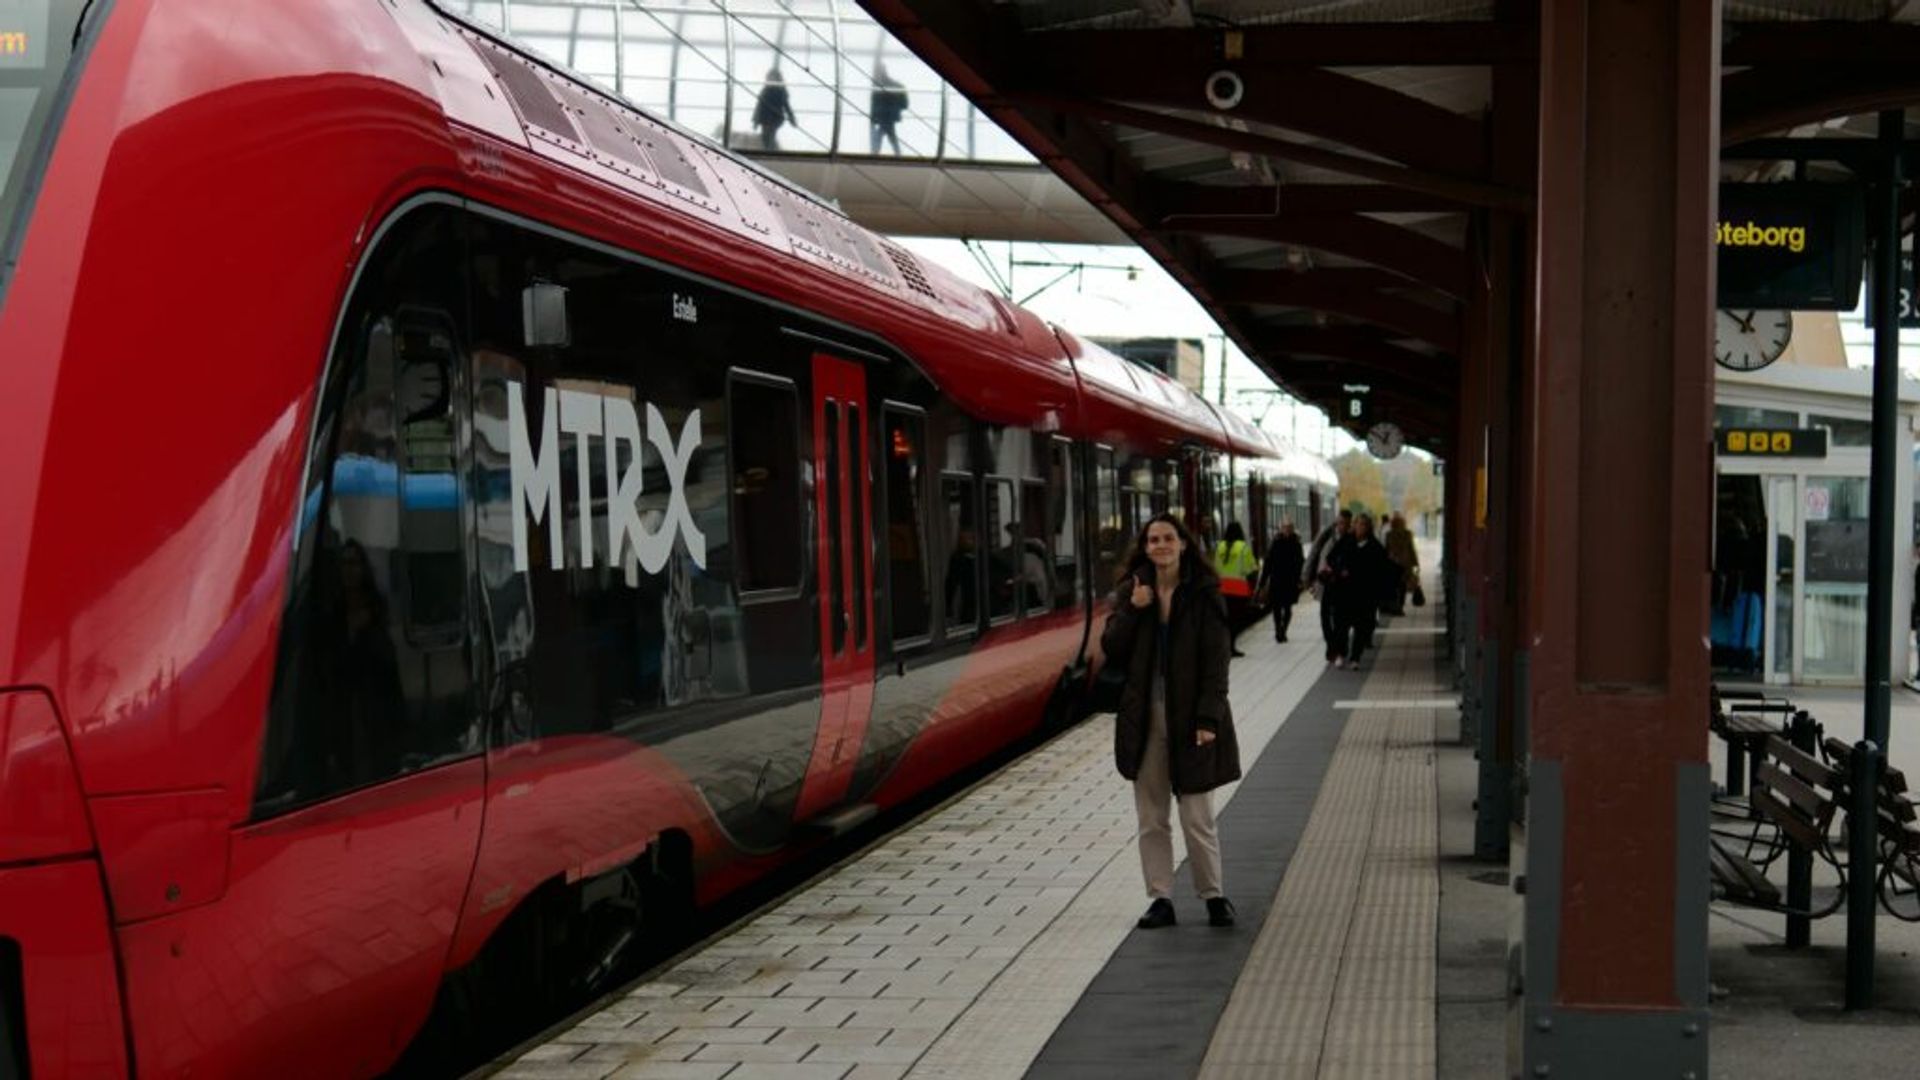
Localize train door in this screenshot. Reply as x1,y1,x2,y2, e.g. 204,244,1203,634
796,353,876,820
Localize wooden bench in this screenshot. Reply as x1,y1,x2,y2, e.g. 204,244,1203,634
1823,738,1920,921
1709,735,1847,924
1709,688,1798,799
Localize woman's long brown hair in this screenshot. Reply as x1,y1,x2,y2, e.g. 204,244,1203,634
1116,512,1220,590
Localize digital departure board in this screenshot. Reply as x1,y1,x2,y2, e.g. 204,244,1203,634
1717,183,1864,311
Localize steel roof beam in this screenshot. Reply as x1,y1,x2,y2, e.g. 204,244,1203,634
1254,325,1456,376
1166,212,1470,302
1153,181,1478,217
1007,43,1485,177
860,0,1462,425
1217,270,1460,354
1012,95,1529,213
1724,66,1920,143
1017,24,1533,67
1722,21,1920,66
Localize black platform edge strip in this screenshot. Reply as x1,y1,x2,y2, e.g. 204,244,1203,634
1023,656,1355,1080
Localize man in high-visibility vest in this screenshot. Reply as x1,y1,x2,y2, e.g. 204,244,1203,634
1214,521,1258,657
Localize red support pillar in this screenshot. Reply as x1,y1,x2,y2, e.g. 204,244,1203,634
1517,1,1717,1075
1453,238,1489,751
1468,6,1537,860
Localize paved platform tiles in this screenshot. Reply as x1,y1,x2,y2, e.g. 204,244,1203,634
493,581,1448,1080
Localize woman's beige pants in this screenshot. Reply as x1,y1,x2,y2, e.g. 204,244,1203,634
1133,700,1223,900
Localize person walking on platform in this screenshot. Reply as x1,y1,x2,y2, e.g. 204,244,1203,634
752,67,797,151
1256,519,1305,643
1331,514,1391,670
1307,510,1352,665
1382,512,1418,616
1214,521,1257,658
1102,513,1242,930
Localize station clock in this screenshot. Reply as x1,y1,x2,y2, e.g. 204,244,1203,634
1366,421,1405,461
1714,309,1792,371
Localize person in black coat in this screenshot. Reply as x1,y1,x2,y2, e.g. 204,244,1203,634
1332,514,1392,669
1308,510,1353,664
1256,520,1305,643
1100,512,1241,930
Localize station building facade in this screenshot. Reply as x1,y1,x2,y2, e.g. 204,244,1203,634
1713,313,1920,686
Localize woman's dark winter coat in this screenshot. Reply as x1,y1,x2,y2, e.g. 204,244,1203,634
1328,535,1391,624
1259,532,1305,605
1100,575,1242,795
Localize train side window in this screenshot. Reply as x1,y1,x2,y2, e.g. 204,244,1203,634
729,373,804,597
394,315,467,646
849,402,869,652
1127,459,1153,530
1019,477,1050,615
1095,446,1119,592
986,478,1019,623
985,425,1042,480
883,407,932,645
257,208,477,816
940,473,978,636
824,399,846,657
464,212,745,742
1051,438,1081,610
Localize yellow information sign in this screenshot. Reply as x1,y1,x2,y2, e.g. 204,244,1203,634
1715,428,1828,459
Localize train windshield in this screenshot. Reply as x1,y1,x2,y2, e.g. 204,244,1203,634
1,0,92,292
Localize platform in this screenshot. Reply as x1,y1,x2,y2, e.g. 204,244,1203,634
488,569,1453,1080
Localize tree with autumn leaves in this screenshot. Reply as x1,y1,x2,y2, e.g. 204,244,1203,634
1333,449,1444,530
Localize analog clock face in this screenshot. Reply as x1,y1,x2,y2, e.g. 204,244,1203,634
1366,421,1404,461
1714,309,1792,372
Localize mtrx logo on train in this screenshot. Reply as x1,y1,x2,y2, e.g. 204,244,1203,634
507,379,707,574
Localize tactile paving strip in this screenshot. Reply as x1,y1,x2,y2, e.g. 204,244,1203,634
1197,598,1443,1080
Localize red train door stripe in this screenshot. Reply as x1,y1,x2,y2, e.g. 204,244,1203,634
795,353,875,821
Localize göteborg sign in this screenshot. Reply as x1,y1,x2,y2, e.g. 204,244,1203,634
1716,183,1864,311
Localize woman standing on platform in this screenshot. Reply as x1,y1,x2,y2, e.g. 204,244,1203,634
1102,513,1242,930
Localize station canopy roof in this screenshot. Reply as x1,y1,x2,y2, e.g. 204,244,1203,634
856,0,1920,451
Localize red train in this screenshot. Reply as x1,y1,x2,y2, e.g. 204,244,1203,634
0,1,1335,1075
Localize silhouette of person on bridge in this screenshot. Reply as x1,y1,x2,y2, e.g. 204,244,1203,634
869,62,908,155
753,67,797,151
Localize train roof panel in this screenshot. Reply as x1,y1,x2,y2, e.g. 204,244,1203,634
1055,330,1226,447
1217,406,1280,458
432,6,1026,326
418,3,1099,426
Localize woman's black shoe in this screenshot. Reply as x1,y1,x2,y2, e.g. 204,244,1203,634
1137,898,1177,929
1207,897,1236,927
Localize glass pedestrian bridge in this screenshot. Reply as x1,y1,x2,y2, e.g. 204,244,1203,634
446,0,1118,241
447,0,1034,164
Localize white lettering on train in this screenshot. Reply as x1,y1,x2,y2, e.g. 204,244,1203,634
507,379,707,574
